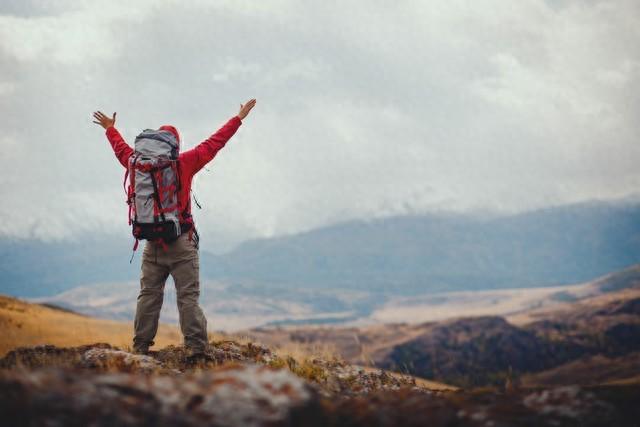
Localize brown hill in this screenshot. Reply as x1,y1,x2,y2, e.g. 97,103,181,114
508,263,640,325
377,286,640,387
521,353,640,387
0,295,182,356
378,316,561,387
245,266,640,388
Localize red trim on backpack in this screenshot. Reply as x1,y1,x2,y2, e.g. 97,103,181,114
128,159,137,225
157,204,178,214
174,162,184,222
157,238,168,252
155,169,165,218
124,169,132,225
161,184,176,204
155,170,163,203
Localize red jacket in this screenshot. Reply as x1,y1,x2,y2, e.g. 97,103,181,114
105,115,243,228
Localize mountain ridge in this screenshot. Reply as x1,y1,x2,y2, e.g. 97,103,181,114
2,198,640,297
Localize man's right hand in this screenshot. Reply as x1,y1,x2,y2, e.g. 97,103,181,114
93,111,117,129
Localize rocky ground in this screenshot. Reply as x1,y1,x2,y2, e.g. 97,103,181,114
1,340,639,426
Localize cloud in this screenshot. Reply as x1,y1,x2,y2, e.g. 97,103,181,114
1,0,639,252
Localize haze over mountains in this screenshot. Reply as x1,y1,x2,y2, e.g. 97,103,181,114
2,198,639,299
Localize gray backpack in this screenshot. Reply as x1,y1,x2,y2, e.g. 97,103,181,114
125,129,183,249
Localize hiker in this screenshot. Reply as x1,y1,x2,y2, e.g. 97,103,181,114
92,99,257,360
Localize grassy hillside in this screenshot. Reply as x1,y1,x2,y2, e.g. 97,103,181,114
0,294,454,392
0,295,183,356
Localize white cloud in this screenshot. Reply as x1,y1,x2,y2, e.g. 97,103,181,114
0,3,152,64
1,0,639,252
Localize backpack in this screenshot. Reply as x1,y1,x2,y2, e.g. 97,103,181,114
124,129,183,254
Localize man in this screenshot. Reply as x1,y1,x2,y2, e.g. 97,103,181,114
92,99,257,360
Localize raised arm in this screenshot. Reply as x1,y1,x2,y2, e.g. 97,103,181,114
93,111,133,168
181,99,256,175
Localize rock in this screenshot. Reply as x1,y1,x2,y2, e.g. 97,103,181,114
522,385,613,419
0,341,637,426
312,358,419,396
152,340,279,370
0,343,115,369
81,348,165,373
181,364,318,426
0,364,324,427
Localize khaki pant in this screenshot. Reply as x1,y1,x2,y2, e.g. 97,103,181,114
133,232,208,354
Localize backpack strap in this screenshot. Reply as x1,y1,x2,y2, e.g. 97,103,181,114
123,168,129,195
148,170,166,223
192,191,202,209
123,168,131,225
157,237,169,252
176,160,189,224
129,238,139,264
128,156,139,224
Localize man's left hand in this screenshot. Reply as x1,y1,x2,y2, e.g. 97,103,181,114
93,111,117,129
237,99,257,120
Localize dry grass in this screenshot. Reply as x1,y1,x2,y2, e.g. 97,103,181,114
0,295,183,356
271,340,339,363
257,337,457,391
0,294,329,364
357,365,458,391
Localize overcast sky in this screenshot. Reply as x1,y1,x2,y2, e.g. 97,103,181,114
0,0,638,253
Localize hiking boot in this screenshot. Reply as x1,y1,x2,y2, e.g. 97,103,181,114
133,347,149,356
185,348,217,365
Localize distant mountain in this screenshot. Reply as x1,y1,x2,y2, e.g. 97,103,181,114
0,236,136,297
0,235,163,297
0,234,230,297
213,199,640,294
2,198,640,297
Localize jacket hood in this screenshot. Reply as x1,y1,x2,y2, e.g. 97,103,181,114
159,125,180,145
